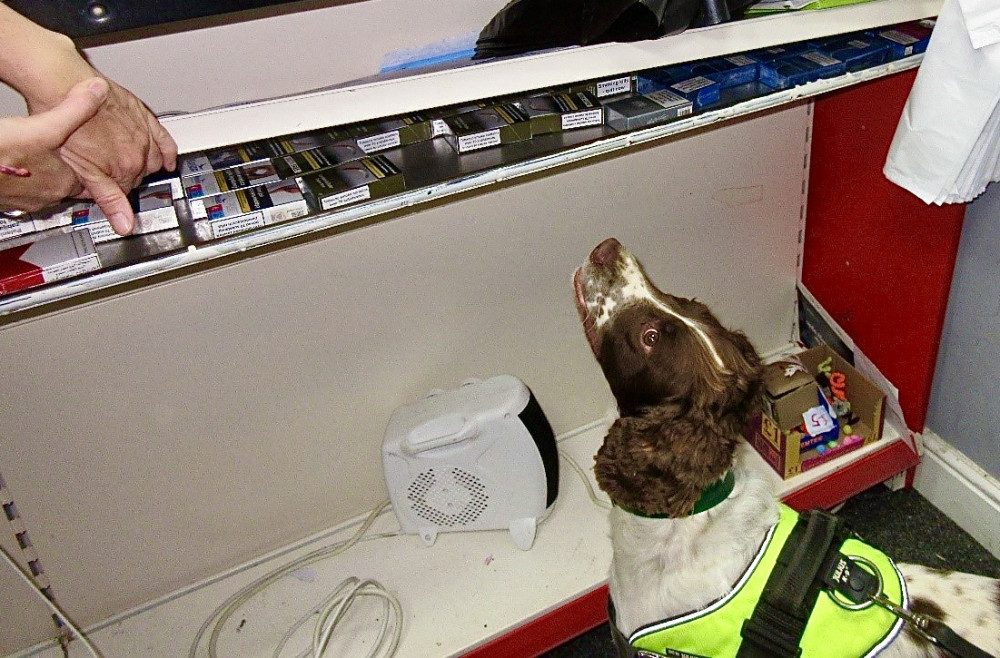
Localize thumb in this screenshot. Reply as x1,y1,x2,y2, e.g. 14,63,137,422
86,173,136,235
37,78,108,146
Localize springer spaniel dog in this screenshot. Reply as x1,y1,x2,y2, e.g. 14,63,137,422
573,237,1000,657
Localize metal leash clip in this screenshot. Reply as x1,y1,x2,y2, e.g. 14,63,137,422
825,554,995,658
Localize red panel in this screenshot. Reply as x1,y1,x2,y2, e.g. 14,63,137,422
803,71,965,432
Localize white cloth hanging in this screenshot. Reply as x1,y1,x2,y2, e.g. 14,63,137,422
883,0,1000,204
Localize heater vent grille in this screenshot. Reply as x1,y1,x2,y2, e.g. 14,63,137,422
406,468,489,527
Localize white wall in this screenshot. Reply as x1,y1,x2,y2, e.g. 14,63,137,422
0,104,808,653
927,182,1000,480
0,0,497,118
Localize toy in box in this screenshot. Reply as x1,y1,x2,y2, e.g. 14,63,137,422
750,344,886,479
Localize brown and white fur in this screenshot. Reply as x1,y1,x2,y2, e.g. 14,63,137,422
573,237,1000,657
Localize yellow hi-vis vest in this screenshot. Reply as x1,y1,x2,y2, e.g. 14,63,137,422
629,504,907,658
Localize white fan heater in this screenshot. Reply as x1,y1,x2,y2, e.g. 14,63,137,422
382,375,558,550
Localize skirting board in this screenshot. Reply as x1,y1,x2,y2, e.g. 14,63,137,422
913,430,1000,560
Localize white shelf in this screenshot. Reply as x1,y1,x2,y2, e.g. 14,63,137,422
12,418,914,658
0,52,923,319
160,0,941,154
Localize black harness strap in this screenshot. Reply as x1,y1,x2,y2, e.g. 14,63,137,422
737,509,850,658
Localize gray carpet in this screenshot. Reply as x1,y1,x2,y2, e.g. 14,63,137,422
543,484,1000,657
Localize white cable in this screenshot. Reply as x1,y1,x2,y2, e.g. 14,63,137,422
0,543,103,658
558,447,612,511
312,577,402,658
191,499,400,658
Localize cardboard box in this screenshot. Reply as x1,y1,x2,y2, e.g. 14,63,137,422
188,181,309,239
517,91,604,136
298,155,405,211
0,230,100,295
443,103,532,153
750,345,886,479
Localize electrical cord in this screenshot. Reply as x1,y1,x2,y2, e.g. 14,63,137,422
190,499,402,658
0,543,103,658
558,447,612,511
0,431,607,658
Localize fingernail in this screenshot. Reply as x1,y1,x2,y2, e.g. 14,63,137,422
110,212,134,235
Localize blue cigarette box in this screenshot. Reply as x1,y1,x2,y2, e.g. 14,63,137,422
636,65,694,95
687,54,759,89
817,34,892,72
759,51,846,91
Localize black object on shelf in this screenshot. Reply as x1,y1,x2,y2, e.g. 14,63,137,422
474,0,754,60
701,0,731,25
7,0,305,38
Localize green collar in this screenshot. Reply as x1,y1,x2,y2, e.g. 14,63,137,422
617,470,735,518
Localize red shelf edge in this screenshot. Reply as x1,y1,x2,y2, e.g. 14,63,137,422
462,585,610,658
780,439,921,511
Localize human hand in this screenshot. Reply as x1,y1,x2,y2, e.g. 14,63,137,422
55,77,178,235
0,77,108,214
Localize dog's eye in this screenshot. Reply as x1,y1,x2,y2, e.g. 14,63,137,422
641,327,659,347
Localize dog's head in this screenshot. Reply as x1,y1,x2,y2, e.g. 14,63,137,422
574,238,763,516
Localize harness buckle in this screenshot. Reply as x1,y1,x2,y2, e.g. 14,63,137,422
823,554,882,610
825,556,994,658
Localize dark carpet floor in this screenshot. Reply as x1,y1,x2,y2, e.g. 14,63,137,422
542,484,1000,657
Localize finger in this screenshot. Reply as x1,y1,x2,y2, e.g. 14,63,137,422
37,78,109,147
84,172,136,235
149,114,178,172
144,139,164,178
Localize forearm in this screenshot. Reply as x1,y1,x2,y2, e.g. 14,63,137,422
0,5,97,109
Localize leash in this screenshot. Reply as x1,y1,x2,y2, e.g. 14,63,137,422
822,554,996,658
738,508,995,658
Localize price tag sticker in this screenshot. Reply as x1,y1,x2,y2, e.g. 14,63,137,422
803,405,835,437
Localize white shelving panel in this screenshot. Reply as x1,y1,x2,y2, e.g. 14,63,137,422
160,0,941,153
10,417,913,658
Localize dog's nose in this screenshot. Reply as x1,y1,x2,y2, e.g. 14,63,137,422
591,238,622,266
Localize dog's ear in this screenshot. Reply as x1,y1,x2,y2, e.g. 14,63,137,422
594,410,737,516
713,329,764,431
